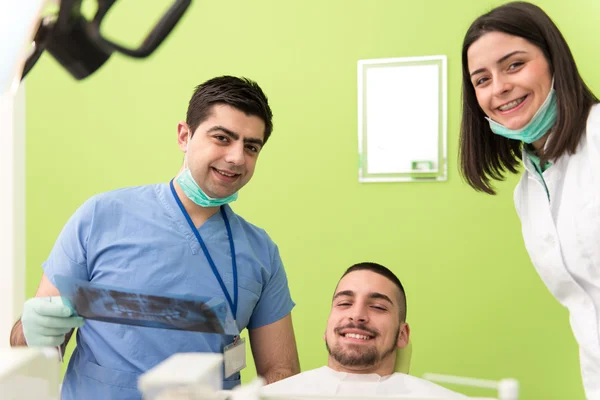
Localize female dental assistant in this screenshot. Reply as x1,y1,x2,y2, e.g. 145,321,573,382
459,2,600,398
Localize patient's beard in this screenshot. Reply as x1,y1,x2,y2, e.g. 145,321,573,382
326,326,399,369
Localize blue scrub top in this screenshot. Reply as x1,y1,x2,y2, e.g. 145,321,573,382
43,183,295,399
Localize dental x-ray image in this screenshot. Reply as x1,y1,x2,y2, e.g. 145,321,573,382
54,275,239,335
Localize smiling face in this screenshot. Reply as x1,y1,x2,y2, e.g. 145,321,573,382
324,270,409,375
467,31,552,130
177,104,265,199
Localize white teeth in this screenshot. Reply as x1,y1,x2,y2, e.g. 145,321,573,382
215,169,235,177
499,96,525,111
345,333,370,340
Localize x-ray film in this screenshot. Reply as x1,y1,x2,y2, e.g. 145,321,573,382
54,275,239,335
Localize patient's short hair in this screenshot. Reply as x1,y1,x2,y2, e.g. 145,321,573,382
339,262,407,322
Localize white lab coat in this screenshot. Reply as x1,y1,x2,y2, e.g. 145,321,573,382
514,103,600,399
260,366,467,398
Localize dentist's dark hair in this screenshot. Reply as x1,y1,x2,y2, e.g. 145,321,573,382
186,75,273,144
459,1,598,194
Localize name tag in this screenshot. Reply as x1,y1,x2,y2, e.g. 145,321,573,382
223,337,246,378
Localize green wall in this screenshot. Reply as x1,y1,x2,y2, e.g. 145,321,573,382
25,1,600,398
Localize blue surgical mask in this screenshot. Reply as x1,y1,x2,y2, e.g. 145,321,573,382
176,168,238,207
485,86,557,144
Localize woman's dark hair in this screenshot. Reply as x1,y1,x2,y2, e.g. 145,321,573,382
460,1,598,194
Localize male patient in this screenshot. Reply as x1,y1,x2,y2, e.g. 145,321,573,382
262,262,466,398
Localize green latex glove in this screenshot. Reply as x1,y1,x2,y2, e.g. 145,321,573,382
21,296,84,347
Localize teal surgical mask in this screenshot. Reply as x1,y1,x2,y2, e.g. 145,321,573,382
176,168,238,207
486,86,557,144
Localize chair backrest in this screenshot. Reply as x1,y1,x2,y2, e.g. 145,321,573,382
394,341,412,374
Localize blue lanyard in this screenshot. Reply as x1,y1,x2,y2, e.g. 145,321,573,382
169,180,238,319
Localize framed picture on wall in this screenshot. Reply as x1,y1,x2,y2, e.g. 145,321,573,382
358,55,447,182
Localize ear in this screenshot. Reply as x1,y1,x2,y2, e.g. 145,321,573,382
177,121,192,153
396,322,410,349
323,331,327,342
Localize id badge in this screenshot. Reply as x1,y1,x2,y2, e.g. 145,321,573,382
223,337,246,378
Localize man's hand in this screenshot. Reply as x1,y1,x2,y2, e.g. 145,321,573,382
21,296,84,347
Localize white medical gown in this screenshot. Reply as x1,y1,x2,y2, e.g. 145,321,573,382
261,366,467,398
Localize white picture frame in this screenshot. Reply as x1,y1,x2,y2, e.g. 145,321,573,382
358,55,447,182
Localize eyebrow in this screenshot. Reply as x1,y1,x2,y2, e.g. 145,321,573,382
469,50,528,78
207,125,264,147
333,290,394,306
